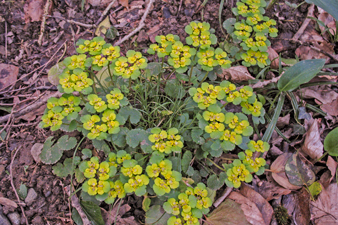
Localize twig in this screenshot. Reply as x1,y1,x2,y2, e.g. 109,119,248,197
213,187,233,207
10,146,29,225
65,186,91,225
44,15,96,28
5,20,7,59
38,0,51,46
177,0,183,15
114,0,155,46
0,92,60,124
292,4,315,41
95,0,118,26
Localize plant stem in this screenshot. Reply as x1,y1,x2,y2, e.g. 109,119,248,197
206,157,226,171
198,71,210,86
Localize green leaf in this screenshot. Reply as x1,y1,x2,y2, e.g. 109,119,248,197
119,106,142,124
145,205,171,225
52,158,77,178
72,208,83,225
111,127,128,148
18,183,27,200
142,196,151,212
80,201,104,225
285,153,315,186
105,26,119,40
306,0,338,21
81,148,92,160
60,120,78,132
223,18,236,34
48,62,66,86
277,59,326,91
191,129,205,145
57,135,77,150
308,181,322,199
182,151,192,173
164,79,186,99
126,128,148,148
75,168,86,183
324,127,338,156
40,137,63,164
92,140,110,154
207,173,226,190
145,62,162,77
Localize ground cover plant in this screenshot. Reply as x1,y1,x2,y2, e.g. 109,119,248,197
1,0,338,224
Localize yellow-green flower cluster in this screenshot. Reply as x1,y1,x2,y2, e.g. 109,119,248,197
105,180,126,204
80,156,117,196
225,159,252,188
148,128,184,154
239,150,266,173
189,83,225,109
41,97,64,131
59,69,93,94
247,140,269,153
111,50,148,79
164,183,212,225
185,21,217,49
197,47,231,71
63,54,87,70
167,41,196,73
231,0,277,68
106,88,124,109
76,36,106,55
121,159,149,196
58,94,81,118
146,159,182,196
147,34,180,58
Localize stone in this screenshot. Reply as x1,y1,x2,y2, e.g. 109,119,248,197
30,143,43,163
8,212,20,225
25,188,37,206
32,215,44,225
0,213,11,225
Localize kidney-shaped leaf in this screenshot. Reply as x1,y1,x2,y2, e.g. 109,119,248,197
285,153,315,186
324,127,338,156
277,59,325,91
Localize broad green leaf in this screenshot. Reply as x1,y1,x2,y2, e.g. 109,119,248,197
48,62,66,85
308,181,322,199
52,158,77,178
126,128,148,148
207,173,226,190
277,59,325,91
18,183,27,200
57,135,77,150
60,120,78,132
105,26,119,40
75,168,86,183
324,127,338,156
306,0,338,21
96,66,112,88
81,148,92,160
182,151,192,173
80,201,104,225
285,153,315,186
142,196,151,212
145,62,162,77
191,129,205,145
92,140,110,154
222,18,236,34
111,127,128,148
40,137,63,164
72,208,83,225
164,79,186,99
119,106,141,124
145,205,171,225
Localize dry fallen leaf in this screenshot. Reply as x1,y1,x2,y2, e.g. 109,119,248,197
217,66,254,82
95,16,111,36
119,0,129,8
250,76,280,89
101,203,138,225
0,64,19,89
321,98,338,116
205,199,250,225
87,0,116,7
257,180,291,201
293,188,311,225
327,156,337,179
300,86,338,104
228,191,266,225
0,197,18,208
267,47,279,69
311,183,338,224
301,119,324,159
30,143,43,163
318,12,336,36
240,184,273,225
271,153,302,190
276,114,290,129
24,0,46,23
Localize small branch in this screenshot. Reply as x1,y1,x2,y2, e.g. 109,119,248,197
45,15,96,28
114,0,155,46
10,146,29,225
213,187,233,207
38,0,51,46
5,20,7,59
292,4,315,41
95,0,118,26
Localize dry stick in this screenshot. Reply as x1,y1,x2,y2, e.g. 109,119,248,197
65,186,91,225
38,0,51,46
95,0,118,26
0,92,60,124
114,0,155,46
10,146,29,225
292,4,315,41
213,187,233,207
5,20,7,59
44,15,95,28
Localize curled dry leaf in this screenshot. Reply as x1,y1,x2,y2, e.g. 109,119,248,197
311,183,338,224
217,66,254,82
276,114,290,129
300,87,338,105
87,0,116,7
228,191,266,225
301,119,324,159
321,98,338,116
205,199,251,225
250,76,280,89
23,0,46,23
257,180,291,201
101,203,138,225
239,184,273,225
267,47,279,69
0,64,19,89
318,12,336,36
270,153,302,190
327,156,338,179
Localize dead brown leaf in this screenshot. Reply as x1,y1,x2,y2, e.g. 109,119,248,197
205,199,250,225
267,47,279,69
321,98,338,116
257,180,291,201
271,153,302,190
217,66,254,82
327,156,337,179
276,114,290,129
119,0,129,8
294,188,311,225
311,183,338,224
101,202,138,225
250,76,280,89
301,119,324,159
0,64,19,89
228,191,266,225
87,0,116,7
295,41,334,62
300,87,338,104
240,184,273,225
0,197,18,208
318,12,336,36
320,170,332,188
24,0,46,23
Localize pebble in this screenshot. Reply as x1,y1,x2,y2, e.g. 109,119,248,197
8,212,20,225
0,207,11,225
25,188,38,206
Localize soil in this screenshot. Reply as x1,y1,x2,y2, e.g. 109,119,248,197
0,0,331,224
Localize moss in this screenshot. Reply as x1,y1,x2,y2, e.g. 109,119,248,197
274,205,290,225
